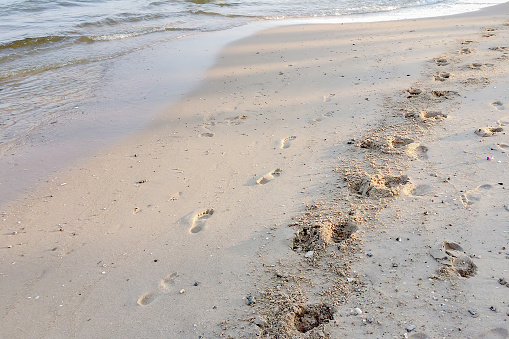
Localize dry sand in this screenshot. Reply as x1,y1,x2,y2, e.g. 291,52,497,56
1,4,509,339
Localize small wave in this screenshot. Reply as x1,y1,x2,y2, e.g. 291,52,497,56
76,13,170,28
0,36,69,50
189,10,255,18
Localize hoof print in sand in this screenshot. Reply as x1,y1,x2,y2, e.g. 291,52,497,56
475,127,503,137
404,110,447,122
406,88,422,98
431,90,459,100
257,169,282,185
434,72,451,81
137,272,178,306
434,57,449,66
293,221,358,252
430,242,477,278
459,47,471,54
281,136,296,149
189,209,214,234
287,304,335,334
358,136,418,155
349,173,412,198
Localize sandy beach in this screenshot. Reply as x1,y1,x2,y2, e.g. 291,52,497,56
1,3,509,338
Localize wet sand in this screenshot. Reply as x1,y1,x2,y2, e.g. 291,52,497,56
1,4,509,338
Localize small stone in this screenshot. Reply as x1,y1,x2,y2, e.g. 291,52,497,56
499,278,507,285
392,263,399,267
354,307,363,315
246,295,256,306
468,309,478,317
7,245,12,248
179,289,185,294
194,281,199,286
396,237,402,242
366,253,373,257
407,324,416,332
304,251,314,258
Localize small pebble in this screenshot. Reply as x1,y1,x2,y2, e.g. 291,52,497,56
354,307,363,315
407,324,416,332
304,251,314,258
246,295,256,306
179,289,185,294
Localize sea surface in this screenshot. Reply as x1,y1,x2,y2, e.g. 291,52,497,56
0,0,506,206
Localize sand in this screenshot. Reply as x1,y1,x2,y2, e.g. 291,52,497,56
1,4,509,339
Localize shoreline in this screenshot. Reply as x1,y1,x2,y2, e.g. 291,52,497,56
1,4,509,338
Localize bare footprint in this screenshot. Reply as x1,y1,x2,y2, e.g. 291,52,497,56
137,272,178,306
281,136,296,149
460,184,493,206
492,101,505,110
323,93,335,102
189,209,214,234
257,169,282,185
475,127,504,137
493,142,509,153
497,116,509,126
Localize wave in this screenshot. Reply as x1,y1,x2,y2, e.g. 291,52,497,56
0,36,69,50
76,13,171,28
188,10,257,18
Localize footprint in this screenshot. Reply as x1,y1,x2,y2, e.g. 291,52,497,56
189,209,214,234
434,56,449,66
257,168,282,185
460,184,493,206
459,47,471,54
407,143,429,160
491,101,505,110
489,46,508,51
420,110,448,121
281,136,296,149
323,93,335,102
411,184,434,196
497,116,509,126
199,132,214,138
493,142,509,153
431,90,459,99
406,88,422,98
226,115,247,125
430,242,477,278
475,127,504,137
433,72,451,81
137,272,178,306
